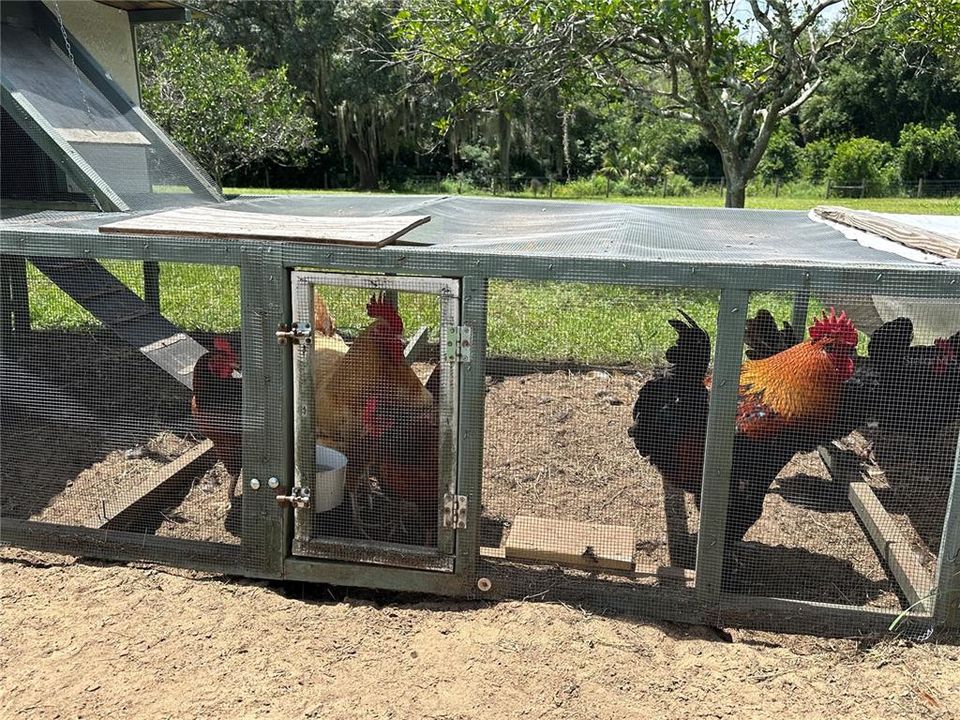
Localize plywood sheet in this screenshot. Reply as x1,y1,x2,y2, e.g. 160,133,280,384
814,205,960,259
504,515,636,571
99,206,431,247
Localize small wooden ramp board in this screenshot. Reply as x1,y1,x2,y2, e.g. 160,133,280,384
28,256,206,388
504,515,636,572
99,206,431,247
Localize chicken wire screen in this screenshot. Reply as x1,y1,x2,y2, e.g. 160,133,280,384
478,281,718,605
476,278,959,629
714,290,958,621
0,254,248,567
287,272,459,571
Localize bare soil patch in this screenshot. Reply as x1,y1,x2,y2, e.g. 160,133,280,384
2,547,958,720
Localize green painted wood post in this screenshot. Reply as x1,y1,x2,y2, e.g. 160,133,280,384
455,275,488,586
239,245,291,577
791,286,810,340
695,288,750,609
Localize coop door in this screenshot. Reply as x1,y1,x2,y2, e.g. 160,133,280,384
287,272,462,571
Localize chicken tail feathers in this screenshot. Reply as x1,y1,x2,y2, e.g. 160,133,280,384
744,309,800,360
665,310,710,384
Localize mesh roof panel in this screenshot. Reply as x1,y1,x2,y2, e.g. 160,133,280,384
7,193,958,271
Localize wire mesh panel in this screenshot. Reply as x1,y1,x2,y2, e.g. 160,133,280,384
288,272,459,571
0,254,246,563
713,290,959,624
478,280,732,608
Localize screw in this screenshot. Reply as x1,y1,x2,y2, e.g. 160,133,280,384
477,577,492,592
267,477,279,489
249,478,261,490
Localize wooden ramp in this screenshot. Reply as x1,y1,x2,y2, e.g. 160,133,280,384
29,256,205,387
505,515,636,572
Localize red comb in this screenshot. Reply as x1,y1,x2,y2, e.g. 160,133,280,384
366,293,403,335
809,308,858,346
213,337,234,354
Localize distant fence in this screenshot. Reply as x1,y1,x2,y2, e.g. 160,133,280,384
384,174,960,200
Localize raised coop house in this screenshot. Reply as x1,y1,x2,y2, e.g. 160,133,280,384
2,0,959,638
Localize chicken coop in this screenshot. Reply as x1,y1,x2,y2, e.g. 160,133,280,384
2,0,960,639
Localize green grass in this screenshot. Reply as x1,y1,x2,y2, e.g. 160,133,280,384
224,186,960,215
25,259,820,365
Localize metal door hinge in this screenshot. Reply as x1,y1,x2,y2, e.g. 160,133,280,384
442,493,468,529
443,326,472,363
276,321,313,345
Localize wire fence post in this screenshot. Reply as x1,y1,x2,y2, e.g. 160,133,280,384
917,177,924,198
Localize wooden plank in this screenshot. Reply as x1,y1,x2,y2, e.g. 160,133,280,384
848,481,935,612
83,439,215,529
56,128,150,145
504,515,636,572
28,256,206,387
818,443,936,613
814,205,960,259
0,518,245,576
292,536,455,573
100,207,431,247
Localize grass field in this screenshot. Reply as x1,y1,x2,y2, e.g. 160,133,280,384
25,265,817,365
24,188,951,363
225,185,960,215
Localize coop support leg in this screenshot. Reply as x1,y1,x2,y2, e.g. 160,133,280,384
790,286,810,340
143,261,160,312
934,435,960,628
695,288,749,610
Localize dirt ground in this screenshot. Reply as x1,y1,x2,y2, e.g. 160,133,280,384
2,547,959,720
5,355,953,609
5,335,960,718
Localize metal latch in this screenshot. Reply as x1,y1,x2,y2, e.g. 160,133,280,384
443,326,472,363
276,321,313,345
442,493,468,529
276,486,311,508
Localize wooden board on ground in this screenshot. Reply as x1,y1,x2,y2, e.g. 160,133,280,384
504,515,636,572
81,439,215,530
818,443,935,612
814,205,960,259
100,206,431,247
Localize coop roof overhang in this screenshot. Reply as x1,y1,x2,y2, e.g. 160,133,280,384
94,1,193,23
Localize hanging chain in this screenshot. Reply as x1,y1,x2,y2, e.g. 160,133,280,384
53,0,94,123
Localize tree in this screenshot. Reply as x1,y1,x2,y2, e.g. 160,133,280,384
394,0,898,207
196,0,441,189
139,26,315,183
827,137,898,195
898,117,960,182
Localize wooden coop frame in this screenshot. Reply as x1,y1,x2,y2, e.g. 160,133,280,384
2,1,959,638
3,207,960,637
